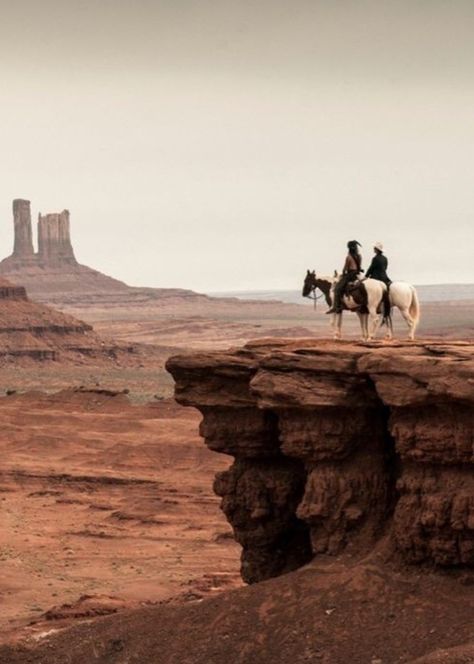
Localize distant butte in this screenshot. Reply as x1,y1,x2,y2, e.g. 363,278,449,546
0,199,129,297
0,199,215,314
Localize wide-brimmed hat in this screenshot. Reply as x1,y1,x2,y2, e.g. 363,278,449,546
374,242,383,251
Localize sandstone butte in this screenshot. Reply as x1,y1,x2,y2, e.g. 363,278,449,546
4,338,473,664
0,199,210,308
0,199,128,296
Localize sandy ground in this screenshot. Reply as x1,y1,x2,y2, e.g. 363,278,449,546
0,391,241,643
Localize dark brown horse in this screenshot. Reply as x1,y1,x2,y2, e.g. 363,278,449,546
302,270,332,307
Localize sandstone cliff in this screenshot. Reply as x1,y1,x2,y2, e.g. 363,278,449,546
2,339,472,664
167,339,474,583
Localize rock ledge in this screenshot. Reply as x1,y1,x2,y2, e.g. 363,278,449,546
167,339,474,582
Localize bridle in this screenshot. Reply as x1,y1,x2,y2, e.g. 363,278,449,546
305,280,324,309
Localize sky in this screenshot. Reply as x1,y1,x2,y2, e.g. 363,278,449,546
0,0,473,291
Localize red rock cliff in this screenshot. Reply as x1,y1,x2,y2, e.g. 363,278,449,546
167,339,474,583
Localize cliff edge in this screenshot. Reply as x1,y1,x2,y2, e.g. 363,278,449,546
167,339,474,583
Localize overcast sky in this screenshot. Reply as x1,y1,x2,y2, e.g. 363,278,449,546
0,1,473,291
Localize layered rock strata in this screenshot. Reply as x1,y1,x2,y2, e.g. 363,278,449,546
167,339,474,583
0,276,106,360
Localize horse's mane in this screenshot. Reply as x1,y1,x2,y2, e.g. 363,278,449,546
316,274,337,285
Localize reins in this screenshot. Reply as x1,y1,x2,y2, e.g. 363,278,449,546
308,285,324,309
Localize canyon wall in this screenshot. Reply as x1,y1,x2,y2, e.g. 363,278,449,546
167,339,474,583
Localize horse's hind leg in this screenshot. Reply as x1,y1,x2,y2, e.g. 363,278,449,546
399,308,416,340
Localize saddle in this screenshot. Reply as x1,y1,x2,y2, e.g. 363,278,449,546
345,279,390,318
345,280,369,313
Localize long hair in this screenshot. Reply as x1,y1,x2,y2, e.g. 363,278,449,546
347,241,362,271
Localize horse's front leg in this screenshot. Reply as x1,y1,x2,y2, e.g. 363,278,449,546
367,308,380,340
356,312,367,341
333,312,342,340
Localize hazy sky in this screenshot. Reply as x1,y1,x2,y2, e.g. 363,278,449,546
0,1,473,290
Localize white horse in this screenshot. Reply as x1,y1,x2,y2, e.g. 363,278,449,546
302,270,420,341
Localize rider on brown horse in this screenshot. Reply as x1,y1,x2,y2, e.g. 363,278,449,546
326,240,363,314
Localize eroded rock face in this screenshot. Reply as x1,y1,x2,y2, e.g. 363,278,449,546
12,199,34,258
38,210,76,265
166,340,474,582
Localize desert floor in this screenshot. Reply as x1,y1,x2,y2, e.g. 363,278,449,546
1,296,472,646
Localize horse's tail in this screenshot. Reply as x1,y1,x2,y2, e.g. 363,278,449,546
381,287,392,326
409,287,420,329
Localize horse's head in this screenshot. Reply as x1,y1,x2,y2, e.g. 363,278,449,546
302,270,335,306
302,269,317,297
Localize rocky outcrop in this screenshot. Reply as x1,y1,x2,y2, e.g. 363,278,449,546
167,339,474,583
6,200,77,268
38,210,76,265
0,277,27,301
12,199,35,259
0,276,113,360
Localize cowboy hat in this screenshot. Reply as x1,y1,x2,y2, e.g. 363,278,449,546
374,242,383,251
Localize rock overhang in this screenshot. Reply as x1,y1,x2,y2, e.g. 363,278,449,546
167,339,474,582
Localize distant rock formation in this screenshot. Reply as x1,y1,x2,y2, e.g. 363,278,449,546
38,209,76,266
0,275,108,361
12,199,35,259
0,198,128,297
8,199,77,268
0,197,213,312
167,339,474,584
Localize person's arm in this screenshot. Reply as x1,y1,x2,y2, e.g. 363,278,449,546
342,255,351,274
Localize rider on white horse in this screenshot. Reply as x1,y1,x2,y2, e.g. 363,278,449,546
326,240,363,314
365,242,391,286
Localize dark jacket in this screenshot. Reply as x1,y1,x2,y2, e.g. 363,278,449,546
366,253,391,284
